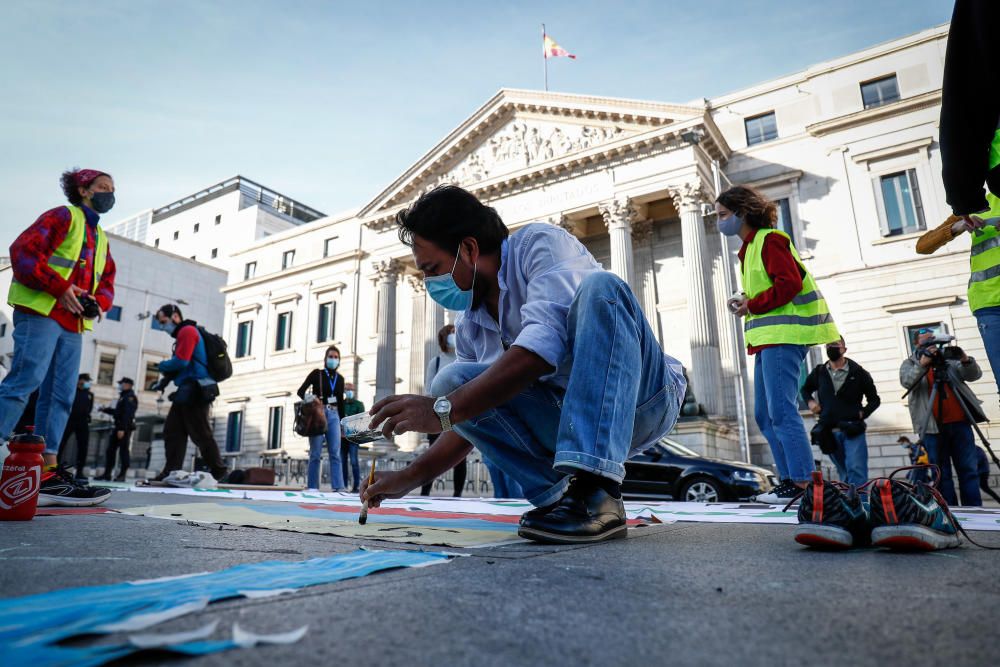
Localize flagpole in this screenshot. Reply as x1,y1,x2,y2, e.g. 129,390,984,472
542,23,548,91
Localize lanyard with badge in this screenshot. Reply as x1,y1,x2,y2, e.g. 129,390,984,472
324,370,339,405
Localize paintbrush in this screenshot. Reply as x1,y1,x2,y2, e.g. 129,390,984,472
359,449,377,525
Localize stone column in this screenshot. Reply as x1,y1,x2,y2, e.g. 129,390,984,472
407,276,427,396
599,197,637,291
373,259,401,404
672,182,724,415
425,294,445,389
631,219,661,343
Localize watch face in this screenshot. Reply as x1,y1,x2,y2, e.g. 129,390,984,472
434,397,450,415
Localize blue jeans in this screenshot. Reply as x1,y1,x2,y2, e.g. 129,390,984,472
341,440,360,490
924,423,982,506
975,305,1000,398
484,458,523,498
753,344,814,483
829,430,868,487
430,272,684,508
307,406,344,490
0,311,82,454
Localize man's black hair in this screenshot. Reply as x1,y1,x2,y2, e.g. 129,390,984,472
396,185,509,254
157,303,183,320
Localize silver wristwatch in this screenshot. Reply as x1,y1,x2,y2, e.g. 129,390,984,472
433,396,454,432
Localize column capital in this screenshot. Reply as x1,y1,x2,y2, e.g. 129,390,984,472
670,181,708,214
631,219,654,242
373,258,402,281
599,196,640,232
406,275,426,294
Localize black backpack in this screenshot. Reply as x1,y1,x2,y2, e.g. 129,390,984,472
196,326,233,382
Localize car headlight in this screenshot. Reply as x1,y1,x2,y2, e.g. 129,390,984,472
732,470,760,482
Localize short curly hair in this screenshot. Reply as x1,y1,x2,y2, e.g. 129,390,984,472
59,168,109,205
716,185,777,230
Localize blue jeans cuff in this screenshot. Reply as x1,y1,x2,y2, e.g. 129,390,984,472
528,476,571,508
553,451,626,483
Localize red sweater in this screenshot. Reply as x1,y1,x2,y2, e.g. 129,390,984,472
10,206,116,332
737,229,804,354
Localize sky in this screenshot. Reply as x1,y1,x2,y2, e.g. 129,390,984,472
0,0,952,251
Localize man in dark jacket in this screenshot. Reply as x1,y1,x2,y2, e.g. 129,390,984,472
58,374,94,481
98,377,138,482
801,338,881,486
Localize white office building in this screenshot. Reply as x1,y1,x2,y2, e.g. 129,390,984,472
106,176,326,272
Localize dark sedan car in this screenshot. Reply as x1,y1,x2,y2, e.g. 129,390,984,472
622,438,776,502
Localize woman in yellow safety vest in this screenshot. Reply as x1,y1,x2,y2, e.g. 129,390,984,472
717,186,840,503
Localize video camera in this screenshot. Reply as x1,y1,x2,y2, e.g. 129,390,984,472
917,334,965,363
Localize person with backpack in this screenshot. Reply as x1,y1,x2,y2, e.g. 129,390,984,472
152,303,228,481
297,345,346,491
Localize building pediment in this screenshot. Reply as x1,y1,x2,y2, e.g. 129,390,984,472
359,89,712,221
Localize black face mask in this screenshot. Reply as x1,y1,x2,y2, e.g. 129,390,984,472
89,191,115,214
826,347,844,362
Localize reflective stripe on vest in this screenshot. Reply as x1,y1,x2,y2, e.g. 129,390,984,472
741,228,839,347
7,205,108,331
968,191,1000,313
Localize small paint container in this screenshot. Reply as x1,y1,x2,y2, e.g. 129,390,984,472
341,413,385,444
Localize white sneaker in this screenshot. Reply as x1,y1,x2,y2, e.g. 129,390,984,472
753,480,802,505
163,470,218,489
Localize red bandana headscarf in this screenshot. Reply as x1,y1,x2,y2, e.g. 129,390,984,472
73,169,109,189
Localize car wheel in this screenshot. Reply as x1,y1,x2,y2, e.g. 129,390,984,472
681,477,723,503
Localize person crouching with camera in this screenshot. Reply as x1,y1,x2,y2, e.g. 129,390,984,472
0,168,117,507
900,329,985,506
800,337,881,486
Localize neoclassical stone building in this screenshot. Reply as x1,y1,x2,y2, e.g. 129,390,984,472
213,24,995,482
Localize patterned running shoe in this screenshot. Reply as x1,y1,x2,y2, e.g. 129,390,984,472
792,471,870,549
37,465,112,507
868,466,960,551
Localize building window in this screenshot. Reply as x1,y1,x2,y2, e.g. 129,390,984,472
323,237,338,258
244,261,257,280
317,302,336,343
861,75,900,110
211,248,218,259
225,411,243,453
745,112,778,146
282,250,295,270
275,311,293,351
879,169,926,237
194,223,200,233
106,306,123,321
143,361,160,392
0,323,6,337
235,320,253,358
97,353,116,385
904,322,948,356
215,214,222,225
154,239,160,248
173,231,179,240
775,198,794,238
268,406,283,449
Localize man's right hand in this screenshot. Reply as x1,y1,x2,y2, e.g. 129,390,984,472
808,400,821,415
919,349,935,367
58,285,86,315
361,470,416,508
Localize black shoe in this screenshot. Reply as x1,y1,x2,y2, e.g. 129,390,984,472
519,502,558,526
97,474,112,482
517,477,627,544
210,467,229,481
113,474,127,483
351,487,360,494
869,468,960,551
38,465,112,507
152,471,169,482
793,471,871,549
753,479,801,505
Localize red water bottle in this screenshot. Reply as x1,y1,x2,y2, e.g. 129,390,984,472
0,427,46,521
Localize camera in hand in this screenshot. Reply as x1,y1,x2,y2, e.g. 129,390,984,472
149,375,173,392
78,294,101,319
918,334,964,363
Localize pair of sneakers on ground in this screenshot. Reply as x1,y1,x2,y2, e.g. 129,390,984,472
791,467,967,551
37,465,112,507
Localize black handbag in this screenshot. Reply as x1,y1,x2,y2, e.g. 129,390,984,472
810,422,838,455
837,420,867,438
294,399,327,437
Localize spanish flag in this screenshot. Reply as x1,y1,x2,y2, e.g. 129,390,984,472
543,33,576,59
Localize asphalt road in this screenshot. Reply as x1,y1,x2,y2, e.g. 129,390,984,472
1,491,997,667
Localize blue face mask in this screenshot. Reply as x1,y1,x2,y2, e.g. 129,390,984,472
162,321,177,335
345,390,354,400
425,246,476,312
82,382,91,390
718,213,743,236
326,357,340,370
